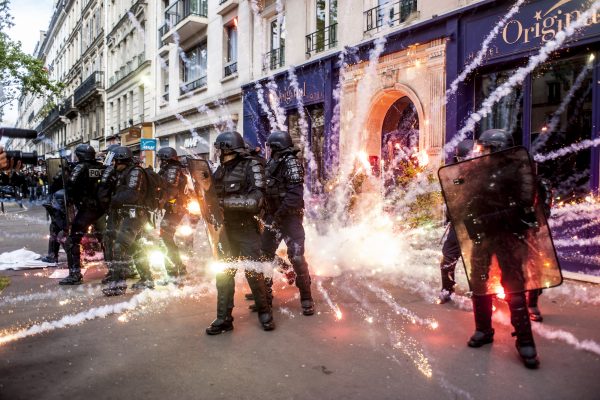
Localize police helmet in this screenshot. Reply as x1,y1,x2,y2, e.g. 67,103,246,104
106,144,120,153
455,139,474,161
266,130,293,153
157,146,178,161
214,131,246,152
478,129,514,153
75,144,96,161
112,146,133,163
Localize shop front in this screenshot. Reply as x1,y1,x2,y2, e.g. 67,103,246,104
448,0,600,274
242,59,335,190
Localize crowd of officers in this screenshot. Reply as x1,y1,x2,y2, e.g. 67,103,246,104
0,128,551,368
38,130,314,334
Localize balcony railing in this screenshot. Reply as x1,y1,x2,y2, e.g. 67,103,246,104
59,96,77,117
74,71,104,105
364,0,418,34
180,76,207,94
306,24,337,56
264,46,285,71
219,0,228,4
164,0,208,30
224,61,238,77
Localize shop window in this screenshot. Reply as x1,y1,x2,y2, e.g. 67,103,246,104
475,69,523,147
531,54,594,201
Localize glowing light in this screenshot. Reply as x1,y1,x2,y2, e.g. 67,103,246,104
541,125,548,132
59,299,71,306
365,316,374,324
496,287,506,300
176,224,194,237
415,149,429,167
492,305,497,312
335,306,343,321
148,250,165,269
118,314,128,323
187,200,201,215
590,53,595,62
430,321,439,330
209,261,227,274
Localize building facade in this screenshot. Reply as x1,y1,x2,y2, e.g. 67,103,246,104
151,0,253,161
105,0,155,164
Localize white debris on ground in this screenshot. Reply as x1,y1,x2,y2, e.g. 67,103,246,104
0,248,54,271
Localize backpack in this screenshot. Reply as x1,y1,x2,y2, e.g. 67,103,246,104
142,167,167,211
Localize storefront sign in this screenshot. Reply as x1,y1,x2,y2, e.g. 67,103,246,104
264,65,326,108
176,131,210,155
140,138,156,151
463,0,600,65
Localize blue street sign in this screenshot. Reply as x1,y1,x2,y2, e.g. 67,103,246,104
140,138,157,151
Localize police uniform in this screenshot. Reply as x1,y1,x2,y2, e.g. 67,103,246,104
60,146,105,285
206,131,275,334
158,158,188,276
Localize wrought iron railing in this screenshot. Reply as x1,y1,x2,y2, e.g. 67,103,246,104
163,0,208,31
306,23,337,56
74,71,104,105
364,0,418,33
224,62,238,77
180,76,207,94
265,46,285,70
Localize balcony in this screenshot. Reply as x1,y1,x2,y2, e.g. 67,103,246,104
264,46,285,71
364,0,418,34
159,0,208,45
306,24,337,57
60,95,77,118
224,61,237,78
74,71,104,106
180,76,207,95
217,0,239,16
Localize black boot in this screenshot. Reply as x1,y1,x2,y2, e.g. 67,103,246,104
296,274,314,316
59,268,83,285
206,273,235,335
246,272,275,331
438,269,455,304
468,295,494,347
509,293,540,369
245,293,254,300
102,279,127,296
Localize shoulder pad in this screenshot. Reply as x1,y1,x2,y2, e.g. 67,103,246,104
69,163,85,182
127,167,143,189
284,156,304,185
249,159,265,189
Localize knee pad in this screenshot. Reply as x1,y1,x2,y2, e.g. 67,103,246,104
507,292,527,309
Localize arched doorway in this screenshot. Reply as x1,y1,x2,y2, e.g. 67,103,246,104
380,96,419,188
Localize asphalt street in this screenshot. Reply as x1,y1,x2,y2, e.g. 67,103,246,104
0,204,599,400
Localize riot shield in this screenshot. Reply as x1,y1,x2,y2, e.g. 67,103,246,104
187,158,230,260
46,158,62,186
438,146,562,296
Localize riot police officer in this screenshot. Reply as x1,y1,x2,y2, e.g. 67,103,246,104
438,139,474,304
97,144,121,283
60,144,105,285
102,146,153,296
41,189,68,264
261,130,314,316
466,129,539,369
157,147,188,277
206,131,275,334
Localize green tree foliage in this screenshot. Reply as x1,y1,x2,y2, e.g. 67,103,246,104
0,0,63,120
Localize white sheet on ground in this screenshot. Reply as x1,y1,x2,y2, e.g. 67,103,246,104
0,248,54,270
48,268,88,279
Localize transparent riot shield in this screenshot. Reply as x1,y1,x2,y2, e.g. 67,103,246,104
46,158,62,186
438,146,562,296
187,158,230,260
